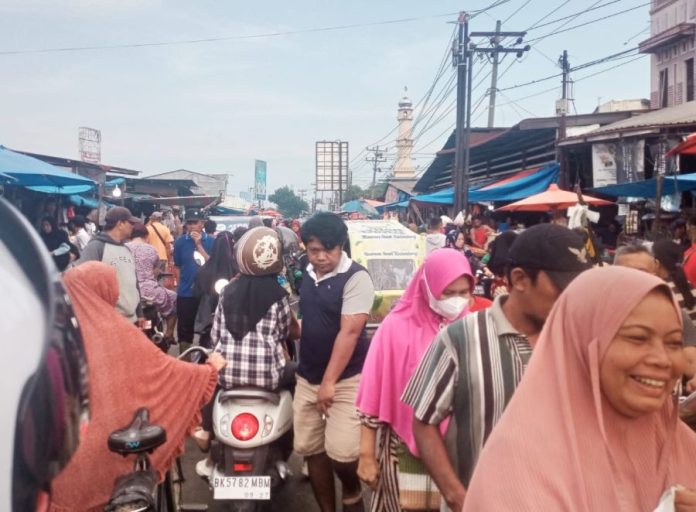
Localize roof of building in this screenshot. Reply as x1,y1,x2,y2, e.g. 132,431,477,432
386,178,419,194
560,102,696,145
14,150,140,176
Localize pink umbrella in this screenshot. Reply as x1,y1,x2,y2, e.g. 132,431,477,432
496,183,614,212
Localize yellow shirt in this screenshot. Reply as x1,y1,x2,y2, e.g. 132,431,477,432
146,221,173,261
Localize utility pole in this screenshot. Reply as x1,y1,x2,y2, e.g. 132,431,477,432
471,22,529,129
452,13,529,216
366,145,387,190
557,50,571,187
487,20,502,128
452,12,470,217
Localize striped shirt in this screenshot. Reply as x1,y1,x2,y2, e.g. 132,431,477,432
401,295,532,486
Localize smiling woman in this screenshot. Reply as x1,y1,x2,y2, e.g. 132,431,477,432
462,266,696,512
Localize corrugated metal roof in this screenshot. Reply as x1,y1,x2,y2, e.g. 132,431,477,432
578,102,696,136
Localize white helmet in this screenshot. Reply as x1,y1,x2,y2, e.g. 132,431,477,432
0,198,89,511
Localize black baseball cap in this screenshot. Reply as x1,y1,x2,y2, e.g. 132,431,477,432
105,206,139,224
507,223,591,291
185,210,204,222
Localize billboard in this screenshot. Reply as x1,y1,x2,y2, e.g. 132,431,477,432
254,160,267,200
315,141,349,192
592,140,645,187
78,127,101,164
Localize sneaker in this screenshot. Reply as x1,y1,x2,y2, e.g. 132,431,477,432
195,458,214,479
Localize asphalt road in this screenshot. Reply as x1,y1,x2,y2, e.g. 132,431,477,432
178,439,370,512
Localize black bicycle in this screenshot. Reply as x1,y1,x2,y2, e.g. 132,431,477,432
105,347,209,512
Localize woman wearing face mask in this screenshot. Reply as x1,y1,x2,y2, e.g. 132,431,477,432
462,266,696,512
356,249,491,512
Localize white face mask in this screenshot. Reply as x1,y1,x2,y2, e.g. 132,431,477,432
424,276,470,321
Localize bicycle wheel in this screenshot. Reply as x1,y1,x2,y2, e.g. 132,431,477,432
159,459,184,512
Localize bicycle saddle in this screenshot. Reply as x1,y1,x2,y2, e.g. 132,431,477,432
108,408,166,455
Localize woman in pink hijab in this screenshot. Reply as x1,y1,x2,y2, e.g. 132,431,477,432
356,249,491,512
463,266,696,512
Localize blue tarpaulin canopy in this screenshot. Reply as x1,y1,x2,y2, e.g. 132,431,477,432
412,163,560,205
0,145,96,188
592,173,696,198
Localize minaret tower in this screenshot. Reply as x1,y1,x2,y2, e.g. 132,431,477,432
393,87,416,179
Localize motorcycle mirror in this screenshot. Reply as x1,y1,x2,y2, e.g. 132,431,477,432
214,279,230,294
193,251,205,266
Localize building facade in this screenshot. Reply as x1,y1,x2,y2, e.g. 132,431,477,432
640,0,696,108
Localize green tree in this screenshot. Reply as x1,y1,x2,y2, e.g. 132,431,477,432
343,185,365,203
269,186,309,218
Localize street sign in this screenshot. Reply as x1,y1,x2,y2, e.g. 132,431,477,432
254,160,267,200
78,127,101,164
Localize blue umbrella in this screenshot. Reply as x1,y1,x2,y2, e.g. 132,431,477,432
340,199,379,217
0,145,96,188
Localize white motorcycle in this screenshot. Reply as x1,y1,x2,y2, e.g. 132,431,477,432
208,386,294,512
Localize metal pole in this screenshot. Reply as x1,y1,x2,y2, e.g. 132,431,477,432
453,12,469,217
487,20,502,128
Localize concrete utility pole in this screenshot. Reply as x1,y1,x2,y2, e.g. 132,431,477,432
452,12,471,217
366,145,387,189
471,22,528,130
487,20,502,128
557,50,571,187
452,13,529,216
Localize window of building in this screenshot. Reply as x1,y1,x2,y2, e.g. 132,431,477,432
687,58,695,102
660,68,669,107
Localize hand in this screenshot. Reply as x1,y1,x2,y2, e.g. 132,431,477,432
316,381,336,415
444,486,466,512
190,231,201,244
676,487,696,512
207,352,227,372
137,318,148,330
357,453,380,489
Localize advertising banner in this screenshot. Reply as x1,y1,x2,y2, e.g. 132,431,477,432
254,160,267,200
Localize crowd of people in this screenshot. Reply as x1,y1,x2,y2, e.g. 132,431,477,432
17,199,696,512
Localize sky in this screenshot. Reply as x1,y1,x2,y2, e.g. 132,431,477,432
0,0,651,197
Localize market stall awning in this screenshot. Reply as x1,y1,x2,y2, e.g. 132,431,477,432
411,163,560,205
0,145,96,188
130,194,221,207
496,183,614,212
592,173,696,197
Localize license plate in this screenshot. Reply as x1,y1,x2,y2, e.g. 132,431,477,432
212,475,271,500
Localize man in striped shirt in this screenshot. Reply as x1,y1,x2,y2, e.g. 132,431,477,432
402,224,590,512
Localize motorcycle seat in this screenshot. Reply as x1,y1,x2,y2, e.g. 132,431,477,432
108,408,166,456
218,388,281,405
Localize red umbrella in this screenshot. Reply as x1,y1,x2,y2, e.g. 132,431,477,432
666,133,696,157
496,183,614,212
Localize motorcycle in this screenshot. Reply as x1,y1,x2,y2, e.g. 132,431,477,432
206,372,294,511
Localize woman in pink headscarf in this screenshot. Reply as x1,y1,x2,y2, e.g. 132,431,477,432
463,266,696,512
356,249,491,512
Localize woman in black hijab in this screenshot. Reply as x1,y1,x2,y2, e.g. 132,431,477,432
193,231,238,348
40,216,76,271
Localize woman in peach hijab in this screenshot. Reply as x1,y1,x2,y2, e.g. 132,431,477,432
50,262,225,511
463,266,696,511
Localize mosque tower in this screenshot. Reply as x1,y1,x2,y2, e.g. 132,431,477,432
393,88,416,179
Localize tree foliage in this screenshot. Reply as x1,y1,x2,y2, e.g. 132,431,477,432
269,186,309,218
342,185,365,203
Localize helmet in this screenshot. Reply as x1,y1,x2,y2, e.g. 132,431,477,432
0,198,89,511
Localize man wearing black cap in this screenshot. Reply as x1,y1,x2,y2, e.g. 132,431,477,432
78,206,141,322
403,223,590,512
173,210,215,349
